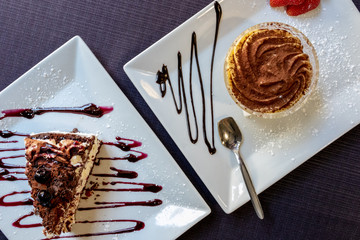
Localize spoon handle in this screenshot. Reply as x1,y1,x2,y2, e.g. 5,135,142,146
234,150,264,219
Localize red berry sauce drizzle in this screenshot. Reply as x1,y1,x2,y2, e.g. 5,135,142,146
12,212,145,240
0,103,113,120
0,105,163,239
0,132,27,180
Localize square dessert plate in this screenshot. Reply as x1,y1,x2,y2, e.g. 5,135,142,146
124,0,360,213
0,36,210,239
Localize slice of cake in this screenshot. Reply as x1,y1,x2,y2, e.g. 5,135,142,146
24,131,101,237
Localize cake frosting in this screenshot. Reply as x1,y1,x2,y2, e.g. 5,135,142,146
226,26,313,114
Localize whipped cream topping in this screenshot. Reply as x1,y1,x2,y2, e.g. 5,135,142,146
227,28,313,113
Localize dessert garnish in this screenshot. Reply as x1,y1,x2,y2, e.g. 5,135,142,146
155,1,222,155
270,0,305,7
270,0,321,16
286,0,320,16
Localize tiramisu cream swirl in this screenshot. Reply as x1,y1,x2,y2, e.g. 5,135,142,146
225,23,316,116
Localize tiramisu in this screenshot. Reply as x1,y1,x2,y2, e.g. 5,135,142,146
225,22,318,118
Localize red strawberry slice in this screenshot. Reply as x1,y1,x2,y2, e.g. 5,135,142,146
270,0,305,7
286,0,320,16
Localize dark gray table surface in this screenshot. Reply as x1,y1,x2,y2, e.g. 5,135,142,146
0,1,359,239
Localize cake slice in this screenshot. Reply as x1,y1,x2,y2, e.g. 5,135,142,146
24,131,101,237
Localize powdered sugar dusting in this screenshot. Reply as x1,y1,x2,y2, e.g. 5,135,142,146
30,64,73,107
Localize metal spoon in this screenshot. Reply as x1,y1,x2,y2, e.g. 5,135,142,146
218,117,264,219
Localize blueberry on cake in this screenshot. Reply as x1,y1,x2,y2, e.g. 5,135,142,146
24,132,101,237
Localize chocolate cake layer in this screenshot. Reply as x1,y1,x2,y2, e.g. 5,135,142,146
24,132,101,237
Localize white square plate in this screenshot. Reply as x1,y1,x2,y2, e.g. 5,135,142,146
124,0,360,213
0,36,210,239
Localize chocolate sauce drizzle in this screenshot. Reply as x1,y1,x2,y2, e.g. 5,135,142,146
0,133,161,238
156,1,221,155
0,103,113,120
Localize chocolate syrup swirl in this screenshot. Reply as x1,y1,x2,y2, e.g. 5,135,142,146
156,1,221,155
0,103,113,120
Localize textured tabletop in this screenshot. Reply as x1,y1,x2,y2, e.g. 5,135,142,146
0,0,359,239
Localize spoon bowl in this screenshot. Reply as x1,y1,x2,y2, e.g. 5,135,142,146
218,116,243,150
218,117,264,219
